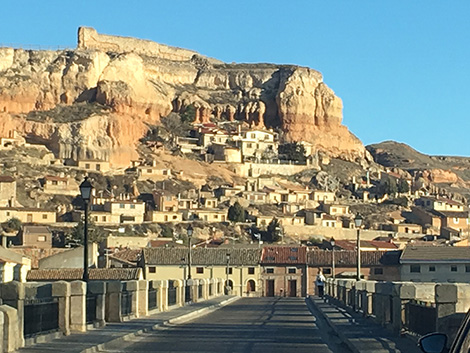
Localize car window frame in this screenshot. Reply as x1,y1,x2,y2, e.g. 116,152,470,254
450,310,470,353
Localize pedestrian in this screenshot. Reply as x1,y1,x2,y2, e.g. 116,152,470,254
316,269,326,297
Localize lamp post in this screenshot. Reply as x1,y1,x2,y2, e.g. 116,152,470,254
354,214,364,281
330,237,336,279
79,177,93,282
225,253,231,294
187,224,193,280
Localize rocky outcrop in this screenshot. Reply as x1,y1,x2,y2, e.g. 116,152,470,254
0,27,366,167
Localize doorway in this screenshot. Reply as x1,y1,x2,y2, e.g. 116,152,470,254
266,280,274,297
288,280,297,297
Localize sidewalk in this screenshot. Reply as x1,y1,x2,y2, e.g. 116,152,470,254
19,295,239,353
309,296,422,353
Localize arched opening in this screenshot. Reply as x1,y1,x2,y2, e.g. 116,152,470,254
247,279,256,293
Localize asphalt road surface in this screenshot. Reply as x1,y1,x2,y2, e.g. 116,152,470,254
102,297,350,353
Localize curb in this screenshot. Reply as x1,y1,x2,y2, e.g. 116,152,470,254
80,296,241,353
308,296,360,353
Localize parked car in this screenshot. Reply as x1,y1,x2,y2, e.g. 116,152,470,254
419,309,470,353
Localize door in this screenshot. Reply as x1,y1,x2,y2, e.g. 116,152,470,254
27,214,33,223
266,280,274,297
288,280,297,297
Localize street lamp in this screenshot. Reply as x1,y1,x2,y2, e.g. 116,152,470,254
187,224,193,280
225,252,231,295
79,177,93,282
330,237,336,279
354,214,364,281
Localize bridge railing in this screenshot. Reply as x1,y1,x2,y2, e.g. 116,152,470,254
0,277,226,351
325,279,470,341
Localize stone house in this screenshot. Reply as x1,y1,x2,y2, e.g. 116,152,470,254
307,250,401,292
434,210,469,236
177,197,198,210
84,200,145,224
417,196,465,212
260,246,307,297
13,225,52,249
141,248,262,297
153,190,179,212
190,208,228,223
77,159,110,173
400,246,470,282
383,223,423,234
41,175,78,196
410,206,442,235
0,207,57,224
311,190,336,203
0,130,26,149
146,211,183,223
323,204,350,216
137,161,171,181
237,129,277,160
0,175,16,207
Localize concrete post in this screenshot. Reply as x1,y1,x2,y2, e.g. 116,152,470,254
391,283,416,335
201,279,209,300
69,281,86,332
0,306,16,352
106,281,122,322
157,280,168,312
148,280,159,312
173,280,184,307
137,280,148,317
0,281,25,347
125,281,138,318
435,284,458,336
88,281,106,326
52,281,71,336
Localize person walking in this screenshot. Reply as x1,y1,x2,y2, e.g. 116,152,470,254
315,269,326,297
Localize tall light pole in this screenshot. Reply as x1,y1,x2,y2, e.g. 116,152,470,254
330,237,336,279
79,177,93,282
225,252,231,294
187,224,193,280
354,214,364,281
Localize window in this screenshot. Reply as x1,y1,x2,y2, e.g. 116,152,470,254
94,216,98,221
147,169,152,173
37,236,46,242
429,266,436,272
149,267,156,273
288,268,296,274
226,267,233,275
323,268,332,275
102,216,107,222
120,204,125,209
196,267,204,274
410,265,421,273
251,133,255,139
172,215,178,220
42,214,48,219
266,268,274,274
247,143,252,148
374,268,384,275
96,164,101,171
6,212,10,216
451,265,458,272
248,267,255,275
85,163,90,169
454,218,459,224
52,180,58,185
466,265,470,273
130,204,135,209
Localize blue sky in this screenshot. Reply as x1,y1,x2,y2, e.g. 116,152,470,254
1,1,469,156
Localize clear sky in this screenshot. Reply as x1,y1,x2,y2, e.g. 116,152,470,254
1,1,469,156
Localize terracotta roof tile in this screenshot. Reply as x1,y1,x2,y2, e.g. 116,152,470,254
143,248,261,266
27,268,143,281
261,246,307,264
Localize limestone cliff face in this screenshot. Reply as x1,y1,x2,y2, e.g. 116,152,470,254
0,27,365,167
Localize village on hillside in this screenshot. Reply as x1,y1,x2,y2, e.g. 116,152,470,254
0,118,468,294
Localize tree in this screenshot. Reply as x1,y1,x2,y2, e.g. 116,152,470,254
397,178,410,193
2,217,22,233
278,142,307,163
68,217,107,245
228,202,245,223
161,113,191,148
382,176,398,196
266,218,282,243
181,105,196,124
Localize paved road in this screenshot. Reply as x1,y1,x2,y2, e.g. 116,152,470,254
102,297,349,353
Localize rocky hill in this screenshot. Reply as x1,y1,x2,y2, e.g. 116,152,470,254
0,27,365,167
367,141,470,199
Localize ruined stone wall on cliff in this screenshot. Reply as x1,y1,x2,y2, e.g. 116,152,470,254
77,27,221,63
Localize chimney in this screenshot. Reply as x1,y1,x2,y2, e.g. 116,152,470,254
152,160,157,167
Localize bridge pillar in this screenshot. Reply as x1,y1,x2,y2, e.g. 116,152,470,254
106,281,122,322
157,280,168,312
391,283,416,335
137,280,148,317
0,305,17,352
88,281,106,326
173,280,184,307
0,281,25,347
52,281,71,336
69,281,86,332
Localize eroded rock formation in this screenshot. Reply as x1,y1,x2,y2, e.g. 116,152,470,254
0,27,365,166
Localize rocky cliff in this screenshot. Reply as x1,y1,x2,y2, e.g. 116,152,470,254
0,27,365,166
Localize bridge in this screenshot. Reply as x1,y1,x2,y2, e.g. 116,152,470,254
0,278,459,352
